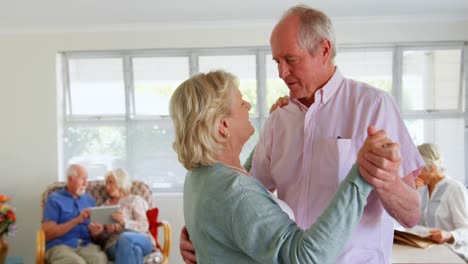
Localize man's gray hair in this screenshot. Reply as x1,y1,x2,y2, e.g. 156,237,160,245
66,164,79,183
282,4,337,60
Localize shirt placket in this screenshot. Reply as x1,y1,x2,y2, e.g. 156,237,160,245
300,96,321,228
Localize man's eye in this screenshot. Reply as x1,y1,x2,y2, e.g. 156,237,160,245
287,57,299,64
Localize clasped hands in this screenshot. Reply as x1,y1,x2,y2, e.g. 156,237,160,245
357,126,402,191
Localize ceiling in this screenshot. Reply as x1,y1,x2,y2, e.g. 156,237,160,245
1,0,467,32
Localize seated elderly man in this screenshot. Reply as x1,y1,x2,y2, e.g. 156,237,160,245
42,164,107,264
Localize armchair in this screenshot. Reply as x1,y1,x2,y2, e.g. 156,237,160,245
36,180,171,264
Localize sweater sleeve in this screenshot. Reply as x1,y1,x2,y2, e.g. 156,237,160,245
231,164,372,263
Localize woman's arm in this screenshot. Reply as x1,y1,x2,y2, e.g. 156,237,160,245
122,196,149,233
231,164,372,263
232,128,400,263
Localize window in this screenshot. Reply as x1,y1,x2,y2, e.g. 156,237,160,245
62,43,467,192
335,49,393,94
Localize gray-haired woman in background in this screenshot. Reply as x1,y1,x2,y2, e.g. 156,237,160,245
416,143,468,262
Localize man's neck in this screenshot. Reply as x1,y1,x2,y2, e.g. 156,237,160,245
297,66,336,107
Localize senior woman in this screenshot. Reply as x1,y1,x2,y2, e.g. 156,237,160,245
170,70,401,263
416,143,468,261
88,169,155,264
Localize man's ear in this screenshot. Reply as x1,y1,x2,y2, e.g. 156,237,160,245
319,39,332,64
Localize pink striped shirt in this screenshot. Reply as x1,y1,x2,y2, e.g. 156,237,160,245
251,68,424,264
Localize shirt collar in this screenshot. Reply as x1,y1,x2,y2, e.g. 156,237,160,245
319,67,345,105
289,67,344,109
60,187,81,200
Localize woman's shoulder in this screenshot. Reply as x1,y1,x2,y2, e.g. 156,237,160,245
444,177,467,194
121,194,148,207
188,163,270,195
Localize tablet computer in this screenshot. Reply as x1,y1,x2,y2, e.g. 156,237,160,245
90,205,120,224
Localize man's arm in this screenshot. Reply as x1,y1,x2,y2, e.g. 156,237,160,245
367,93,424,227
42,208,90,241
376,173,420,227
359,141,420,227
180,225,197,264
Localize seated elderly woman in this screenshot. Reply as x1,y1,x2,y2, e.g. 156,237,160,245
88,169,155,264
169,70,402,263
416,143,468,261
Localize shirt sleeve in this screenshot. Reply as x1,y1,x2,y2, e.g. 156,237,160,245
371,92,424,178
42,196,59,222
124,196,150,233
448,184,468,245
250,116,276,190
231,164,373,263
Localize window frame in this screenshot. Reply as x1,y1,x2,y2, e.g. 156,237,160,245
61,42,468,191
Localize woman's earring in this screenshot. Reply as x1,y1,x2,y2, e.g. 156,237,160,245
227,134,231,138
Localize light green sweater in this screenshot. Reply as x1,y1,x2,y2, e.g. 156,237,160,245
184,163,372,264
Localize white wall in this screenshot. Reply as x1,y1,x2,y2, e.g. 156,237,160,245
0,19,467,264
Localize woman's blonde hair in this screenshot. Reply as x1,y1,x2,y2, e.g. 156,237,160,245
105,168,132,194
170,70,237,170
418,143,445,173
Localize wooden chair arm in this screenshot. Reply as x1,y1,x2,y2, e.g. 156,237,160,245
36,229,45,264
157,220,171,264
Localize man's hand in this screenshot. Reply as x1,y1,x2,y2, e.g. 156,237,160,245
76,208,91,224
180,226,197,264
89,222,104,237
430,229,454,244
269,96,289,113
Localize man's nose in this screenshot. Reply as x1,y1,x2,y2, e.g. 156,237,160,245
278,62,290,79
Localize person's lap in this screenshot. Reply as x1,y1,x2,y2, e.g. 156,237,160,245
46,243,107,264
106,232,153,264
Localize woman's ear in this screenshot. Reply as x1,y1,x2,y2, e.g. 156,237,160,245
218,118,230,138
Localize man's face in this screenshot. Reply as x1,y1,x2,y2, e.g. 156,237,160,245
68,168,88,197
270,15,328,102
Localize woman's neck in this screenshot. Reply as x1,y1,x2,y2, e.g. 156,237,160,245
217,143,243,168
427,174,445,198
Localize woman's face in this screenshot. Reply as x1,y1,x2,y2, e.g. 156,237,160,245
225,87,255,146
418,167,433,185
105,176,120,199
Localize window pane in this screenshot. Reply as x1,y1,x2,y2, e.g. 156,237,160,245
68,58,125,116
404,118,465,183
128,121,186,192
133,57,189,116
402,49,462,111
335,50,393,94
64,124,127,180
199,55,257,115
266,54,289,112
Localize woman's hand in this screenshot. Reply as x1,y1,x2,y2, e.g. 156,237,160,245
269,96,289,113
112,210,124,226
105,223,123,233
415,177,425,188
357,126,402,190
430,229,454,244
88,222,104,237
